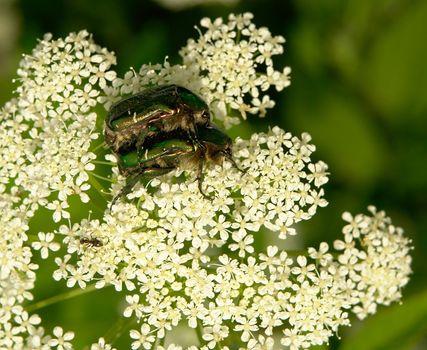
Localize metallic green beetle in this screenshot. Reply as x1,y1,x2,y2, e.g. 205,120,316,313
110,124,241,207
104,85,211,155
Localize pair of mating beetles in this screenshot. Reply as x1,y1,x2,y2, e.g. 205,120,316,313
104,85,241,206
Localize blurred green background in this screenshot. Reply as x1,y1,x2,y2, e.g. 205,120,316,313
1,0,427,349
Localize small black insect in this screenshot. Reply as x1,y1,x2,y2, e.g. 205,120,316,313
80,237,104,248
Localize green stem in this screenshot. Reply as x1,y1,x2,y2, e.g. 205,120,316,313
88,173,108,193
91,141,106,153
158,335,166,347
90,172,113,183
236,29,241,43
104,316,135,345
25,233,40,241
87,175,109,212
285,250,308,257
230,195,243,200
196,321,204,345
93,160,115,166
26,284,100,312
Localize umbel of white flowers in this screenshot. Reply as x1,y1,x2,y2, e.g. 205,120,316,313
0,13,411,350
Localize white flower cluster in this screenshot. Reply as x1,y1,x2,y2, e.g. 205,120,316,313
51,127,330,349
0,30,118,349
54,184,411,349
53,126,328,280
334,207,412,319
103,13,290,128
0,190,77,348
181,13,291,127
0,13,412,350
1,30,116,223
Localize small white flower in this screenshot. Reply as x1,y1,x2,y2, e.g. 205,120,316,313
46,200,70,222
124,294,141,318
229,230,255,258
31,232,60,259
235,316,259,342
130,324,155,350
90,337,116,350
89,61,117,89
53,255,72,281
48,326,74,350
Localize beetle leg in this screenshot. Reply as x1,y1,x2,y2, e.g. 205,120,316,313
187,129,205,151
224,152,245,174
110,175,141,209
135,128,149,156
230,157,245,173
110,167,175,209
196,156,212,199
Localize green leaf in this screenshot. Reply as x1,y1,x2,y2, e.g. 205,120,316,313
362,0,427,120
340,288,427,350
285,82,388,187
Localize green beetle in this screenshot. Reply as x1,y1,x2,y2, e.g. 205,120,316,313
110,124,242,207
104,85,211,154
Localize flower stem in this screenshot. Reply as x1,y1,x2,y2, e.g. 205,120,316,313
158,335,166,347
104,316,136,345
26,284,100,312
196,321,204,345
286,249,309,257
90,172,113,183
88,173,110,212
93,160,115,166
91,141,106,153
88,173,108,194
